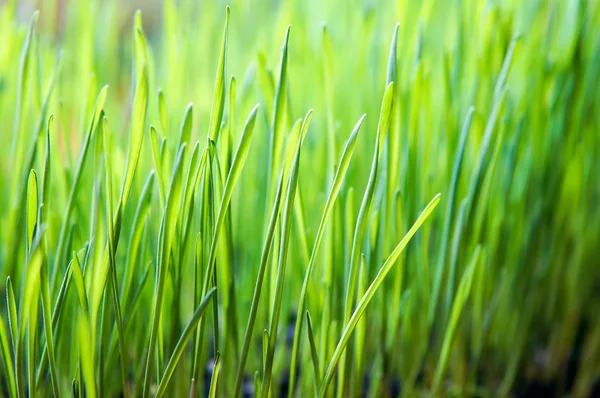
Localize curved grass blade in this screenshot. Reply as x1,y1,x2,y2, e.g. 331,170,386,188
142,143,187,398
233,111,309,397
72,253,96,398
306,311,321,394
266,25,291,206
150,125,166,206
26,170,38,257
429,107,475,327
155,287,216,398
102,116,129,397
201,104,259,294
432,246,482,393
9,10,38,168
208,352,222,398
338,82,394,394
51,85,109,288
261,114,305,397
320,194,441,396
0,314,17,398
207,6,230,142
6,277,19,396
287,114,366,396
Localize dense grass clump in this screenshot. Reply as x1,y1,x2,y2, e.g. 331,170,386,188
0,0,599,396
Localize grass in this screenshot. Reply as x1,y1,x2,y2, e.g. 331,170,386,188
0,0,599,396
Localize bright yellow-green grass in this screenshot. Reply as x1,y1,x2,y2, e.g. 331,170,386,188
0,0,599,396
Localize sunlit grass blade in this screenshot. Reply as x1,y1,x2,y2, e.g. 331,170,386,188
234,111,308,397
142,143,187,398
102,115,129,397
207,6,230,142
261,111,305,397
6,276,20,397
155,287,216,397
432,245,481,393
287,114,365,396
338,82,394,394
208,353,222,398
320,193,441,396
306,310,321,394
51,84,109,288
0,313,17,397
429,106,475,327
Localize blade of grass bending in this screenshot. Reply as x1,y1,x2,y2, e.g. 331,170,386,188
306,311,321,394
432,246,481,393
320,194,441,396
104,261,152,377
40,114,52,226
72,253,96,398
9,11,37,171
202,104,260,294
208,352,222,398
429,107,475,327
266,25,291,209
0,314,17,398
155,288,216,397
90,37,149,335
178,103,193,148
35,251,79,387
120,171,155,305
287,114,366,397
26,170,38,258
208,6,230,142
191,147,215,384
338,83,394,395
121,31,149,208
233,112,309,398
322,24,336,166
25,245,44,398
354,254,369,394
51,85,109,289
6,49,62,279
150,125,166,206
158,89,169,136
194,105,258,363
102,116,130,397
261,113,305,397
6,277,20,397
142,144,187,398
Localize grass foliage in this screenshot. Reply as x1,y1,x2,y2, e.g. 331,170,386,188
0,0,599,396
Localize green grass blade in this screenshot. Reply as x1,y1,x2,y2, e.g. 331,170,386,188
338,82,394,394
432,246,481,393
178,103,193,149
287,114,365,396
26,170,38,257
6,277,19,396
429,107,475,327
150,125,166,206
261,112,305,397
51,85,109,288
207,6,230,142
234,113,306,397
9,10,38,169
208,352,222,398
0,313,17,398
202,104,259,295
306,310,321,394
155,287,216,398
320,193,441,396
142,143,187,398
102,116,130,397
